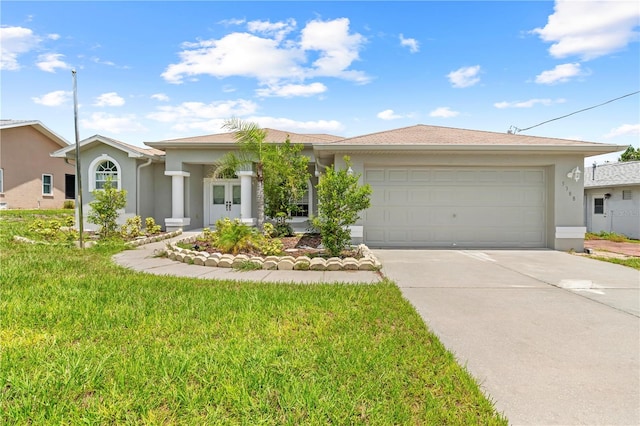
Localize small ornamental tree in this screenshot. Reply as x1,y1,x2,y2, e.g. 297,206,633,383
88,178,127,239
313,157,372,256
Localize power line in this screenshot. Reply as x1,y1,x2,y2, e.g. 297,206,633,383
508,90,640,134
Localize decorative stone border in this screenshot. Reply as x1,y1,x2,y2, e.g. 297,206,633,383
164,234,382,271
125,230,183,247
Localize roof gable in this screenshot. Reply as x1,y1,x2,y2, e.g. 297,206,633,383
0,119,70,148
52,134,164,159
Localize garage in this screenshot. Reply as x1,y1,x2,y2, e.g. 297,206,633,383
363,167,547,248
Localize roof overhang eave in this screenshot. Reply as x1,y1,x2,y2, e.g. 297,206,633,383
313,143,627,157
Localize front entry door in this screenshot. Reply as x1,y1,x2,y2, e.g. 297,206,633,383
210,182,241,225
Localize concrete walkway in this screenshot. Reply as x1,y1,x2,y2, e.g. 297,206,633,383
112,231,381,284
374,249,640,426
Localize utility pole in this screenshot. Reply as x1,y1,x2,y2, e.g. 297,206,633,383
72,69,84,248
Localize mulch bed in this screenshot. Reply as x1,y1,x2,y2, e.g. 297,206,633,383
190,233,359,259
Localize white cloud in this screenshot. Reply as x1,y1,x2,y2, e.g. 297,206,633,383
250,116,344,133
377,109,402,120
162,17,368,85
80,112,147,134
47,33,60,40
399,34,419,53
32,90,71,106
151,93,170,102
604,123,640,139
0,26,41,70
36,53,71,73
256,82,327,98
300,18,369,82
447,65,481,88
535,62,585,84
532,0,640,60
429,107,459,118
494,98,566,109
147,99,259,129
94,92,125,107
247,18,296,41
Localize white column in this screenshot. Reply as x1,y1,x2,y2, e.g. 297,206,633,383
236,171,256,226
164,171,191,230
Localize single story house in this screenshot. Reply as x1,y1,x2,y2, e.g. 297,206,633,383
584,161,640,239
0,120,75,209
52,124,624,252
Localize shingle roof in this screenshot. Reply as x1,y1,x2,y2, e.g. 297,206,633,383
97,135,165,157
326,124,611,147
146,128,343,147
584,161,640,187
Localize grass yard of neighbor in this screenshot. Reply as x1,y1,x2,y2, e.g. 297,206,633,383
0,210,506,424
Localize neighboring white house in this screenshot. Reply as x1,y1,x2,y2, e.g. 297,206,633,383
584,161,640,239
53,124,625,252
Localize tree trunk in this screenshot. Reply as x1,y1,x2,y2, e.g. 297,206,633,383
256,161,264,230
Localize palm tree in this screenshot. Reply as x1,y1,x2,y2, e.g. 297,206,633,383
212,118,268,230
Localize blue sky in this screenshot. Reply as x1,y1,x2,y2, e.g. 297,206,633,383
2,1,639,164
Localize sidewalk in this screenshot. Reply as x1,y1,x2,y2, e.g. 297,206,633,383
112,231,382,284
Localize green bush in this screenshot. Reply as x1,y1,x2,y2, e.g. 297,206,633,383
87,179,127,239
210,218,260,254
313,157,371,257
27,216,77,243
120,216,144,239
145,217,162,235
62,200,75,209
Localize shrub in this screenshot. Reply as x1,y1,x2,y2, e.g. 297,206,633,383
313,157,371,257
211,218,260,254
145,217,162,235
87,179,127,239
28,216,77,243
62,200,75,209
120,216,144,240
258,237,284,256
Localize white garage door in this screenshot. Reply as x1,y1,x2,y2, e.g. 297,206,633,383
364,167,546,248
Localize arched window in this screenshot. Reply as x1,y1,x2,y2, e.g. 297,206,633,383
89,156,121,191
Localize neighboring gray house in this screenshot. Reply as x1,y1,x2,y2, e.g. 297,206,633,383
53,124,624,252
584,161,640,239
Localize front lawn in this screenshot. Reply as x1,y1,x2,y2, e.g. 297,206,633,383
0,210,506,424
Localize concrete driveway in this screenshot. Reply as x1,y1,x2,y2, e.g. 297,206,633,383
374,249,640,426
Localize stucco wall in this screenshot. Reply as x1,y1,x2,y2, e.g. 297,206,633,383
80,144,139,230
0,126,74,209
585,186,640,239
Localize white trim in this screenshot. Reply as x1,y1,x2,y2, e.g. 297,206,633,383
88,154,122,191
555,227,586,239
0,168,4,193
165,170,190,177
42,174,53,196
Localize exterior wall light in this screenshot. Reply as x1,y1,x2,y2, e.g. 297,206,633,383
347,166,354,176
567,166,581,182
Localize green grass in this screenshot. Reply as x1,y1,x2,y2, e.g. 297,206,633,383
591,256,640,270
585,231,639,243
1,210,506,424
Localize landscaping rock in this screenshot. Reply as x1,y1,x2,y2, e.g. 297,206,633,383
277,258,295,270
294,256,311,270
342,257,359,270
193,255,207,266
326,257,343,271
309,257,326,271
204,257,219,267
357,259,377,271
232,254,250,268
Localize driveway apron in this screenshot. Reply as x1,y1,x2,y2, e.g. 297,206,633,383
374,249,640,426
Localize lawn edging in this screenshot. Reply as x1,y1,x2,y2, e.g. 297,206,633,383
163,233,382,271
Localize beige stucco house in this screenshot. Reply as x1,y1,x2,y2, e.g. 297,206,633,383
584,161,640,239
0,120,75,209
53,124,624,252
